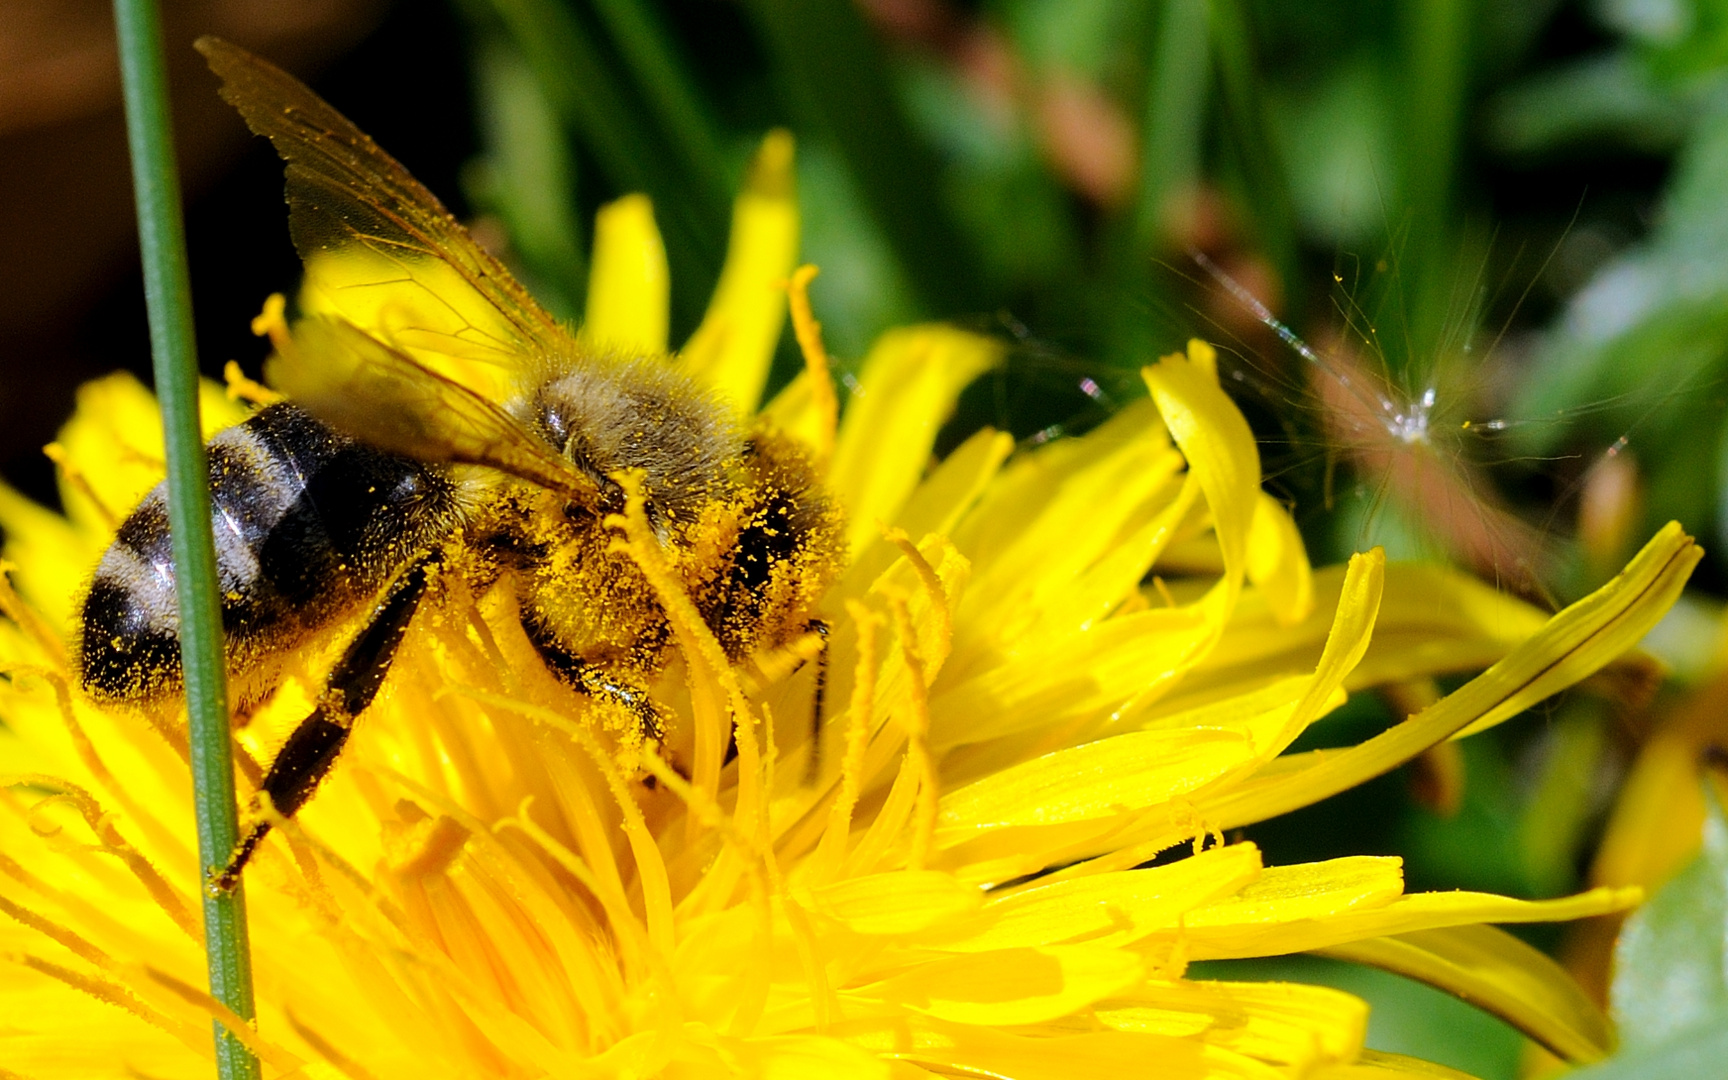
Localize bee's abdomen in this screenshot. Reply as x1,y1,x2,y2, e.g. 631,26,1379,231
77,403,457,706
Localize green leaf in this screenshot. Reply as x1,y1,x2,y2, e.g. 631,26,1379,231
1569,1022,1728,1080
1609,784,1728,1051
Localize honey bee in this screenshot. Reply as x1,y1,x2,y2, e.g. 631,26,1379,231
74,38,844,890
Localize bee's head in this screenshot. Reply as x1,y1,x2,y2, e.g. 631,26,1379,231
524,356,741,532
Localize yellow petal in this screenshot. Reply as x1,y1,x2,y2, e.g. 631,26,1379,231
1187,885,1641,960
743,1035,891,1080
935,727,1255,843
1247,492,1315,626
943,548,1376,791
1186,857,1406,932
852,945,1144,1026
1186,337,1220,380
1176,561,1551,712
933,603,1212,753
0,483,101,630
1143,348,1260,589
835,1016,1252,1080
1097,979,1368,1066
1199,524,1700,829
925,843,1262,952
760,368,826,454
843,427,1014,591
53,373,245,537
1319,924,1614,1063
581,193,669,354
950,401,1188,657
1231,549,1383,762
3,374,248,625
679,130,799,412
829,326,1003,554
806,870,981,935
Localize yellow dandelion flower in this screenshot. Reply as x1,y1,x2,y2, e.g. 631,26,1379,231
0,54,1704,1080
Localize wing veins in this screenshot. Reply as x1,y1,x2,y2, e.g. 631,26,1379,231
270,317,600,502
199,37,564,356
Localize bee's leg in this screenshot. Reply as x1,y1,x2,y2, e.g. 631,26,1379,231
211,556,438,892
520,613,666,742
803,619,830,782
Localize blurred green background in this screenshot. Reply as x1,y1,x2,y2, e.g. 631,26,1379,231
11,1,1728,1076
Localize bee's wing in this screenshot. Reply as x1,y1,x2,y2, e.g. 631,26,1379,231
272,317,598,501
197,37,562,395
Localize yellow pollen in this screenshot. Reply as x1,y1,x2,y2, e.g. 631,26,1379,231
606,469,765,836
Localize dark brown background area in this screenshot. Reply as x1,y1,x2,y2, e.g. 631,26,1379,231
0,0,478,507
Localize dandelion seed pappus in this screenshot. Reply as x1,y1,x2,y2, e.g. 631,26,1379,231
72,38,845,891
1186,247,1565,603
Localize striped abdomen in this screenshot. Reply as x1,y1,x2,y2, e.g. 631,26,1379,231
76,403,459,707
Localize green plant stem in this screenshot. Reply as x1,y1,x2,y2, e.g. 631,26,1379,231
111,3,259,1078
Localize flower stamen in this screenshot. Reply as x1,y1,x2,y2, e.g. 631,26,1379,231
4,777,197,941
813,599,882,879
12,953,206,1054
887,594,938,872
786,264,839,464
221,360,281,406
881,529,957,676
42,444,121,535
0,891,113,970
138,962,300,1071
284,1007,384,1080
0,564,66,668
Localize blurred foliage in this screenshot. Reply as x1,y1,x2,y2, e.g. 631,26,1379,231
1572,786,1728,1077
427,1,1728,1068
447,0,1728,591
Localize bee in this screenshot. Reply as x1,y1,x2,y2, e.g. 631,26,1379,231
74,38,844,890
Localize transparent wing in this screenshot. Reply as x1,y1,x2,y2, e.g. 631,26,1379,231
197,37,563,394
270,316,597,501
